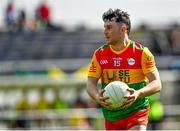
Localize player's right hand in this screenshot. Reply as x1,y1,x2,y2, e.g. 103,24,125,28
95,89,112,110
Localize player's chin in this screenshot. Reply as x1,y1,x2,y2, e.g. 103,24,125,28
107,40,116,45
105,39,111,43
107,41,113,45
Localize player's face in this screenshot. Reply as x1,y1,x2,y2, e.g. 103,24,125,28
104,20,122,45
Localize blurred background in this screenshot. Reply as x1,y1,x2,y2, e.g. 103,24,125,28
0,0,180,130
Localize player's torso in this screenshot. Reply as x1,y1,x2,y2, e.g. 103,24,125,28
96,41,146,86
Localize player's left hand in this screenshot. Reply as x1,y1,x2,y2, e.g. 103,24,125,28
122,88,139,109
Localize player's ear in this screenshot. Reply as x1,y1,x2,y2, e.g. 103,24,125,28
121,24,127,33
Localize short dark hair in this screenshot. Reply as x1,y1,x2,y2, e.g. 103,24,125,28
102,8,131,35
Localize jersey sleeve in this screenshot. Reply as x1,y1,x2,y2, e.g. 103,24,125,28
88,53,102,79
141,47,157,74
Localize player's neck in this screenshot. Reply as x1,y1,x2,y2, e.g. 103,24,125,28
111,35,129,51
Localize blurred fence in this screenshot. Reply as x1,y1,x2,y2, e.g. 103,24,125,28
0,108,103,130
0,105,180,129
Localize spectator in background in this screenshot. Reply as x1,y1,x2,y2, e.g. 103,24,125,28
35,0,63,31
17,9,26,32
36,0,50,29
5,1,17,32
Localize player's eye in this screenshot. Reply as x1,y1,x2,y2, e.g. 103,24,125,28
105,26,112,30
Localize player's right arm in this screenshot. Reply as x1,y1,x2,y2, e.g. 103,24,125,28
87,52,112,109
87,77,111,109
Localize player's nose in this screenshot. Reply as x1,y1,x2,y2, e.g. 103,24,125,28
104,29,108,36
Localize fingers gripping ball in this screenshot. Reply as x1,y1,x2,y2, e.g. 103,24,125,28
103,81,130,110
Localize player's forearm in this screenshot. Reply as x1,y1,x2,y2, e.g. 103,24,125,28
87,78,99,101
137,79,162,98
87,85,99,102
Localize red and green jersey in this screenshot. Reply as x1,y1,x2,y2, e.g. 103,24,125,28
88,40,157,122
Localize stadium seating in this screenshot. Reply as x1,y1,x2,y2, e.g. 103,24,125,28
0,30,104,60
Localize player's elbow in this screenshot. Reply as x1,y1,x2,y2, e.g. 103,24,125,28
86,83,91,95
86,85,91,96
156,80,162,93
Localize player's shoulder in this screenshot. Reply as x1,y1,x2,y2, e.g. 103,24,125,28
95,44,109,54
131,41,153,56
130,40,146,51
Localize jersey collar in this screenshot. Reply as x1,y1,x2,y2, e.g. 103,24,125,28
109,40,131,54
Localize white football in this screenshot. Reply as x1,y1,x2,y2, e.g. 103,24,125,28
103,81,130,109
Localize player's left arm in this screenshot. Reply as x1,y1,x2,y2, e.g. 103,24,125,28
123,47,162,108
136,69,162,98
123,70,162,108
137,47,162,98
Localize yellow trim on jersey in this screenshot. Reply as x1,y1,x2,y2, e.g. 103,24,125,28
109,40,131,54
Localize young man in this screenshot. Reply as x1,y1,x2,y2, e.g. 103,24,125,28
87,8,162,130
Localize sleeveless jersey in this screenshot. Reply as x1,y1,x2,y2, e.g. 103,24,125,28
88,40,157,122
